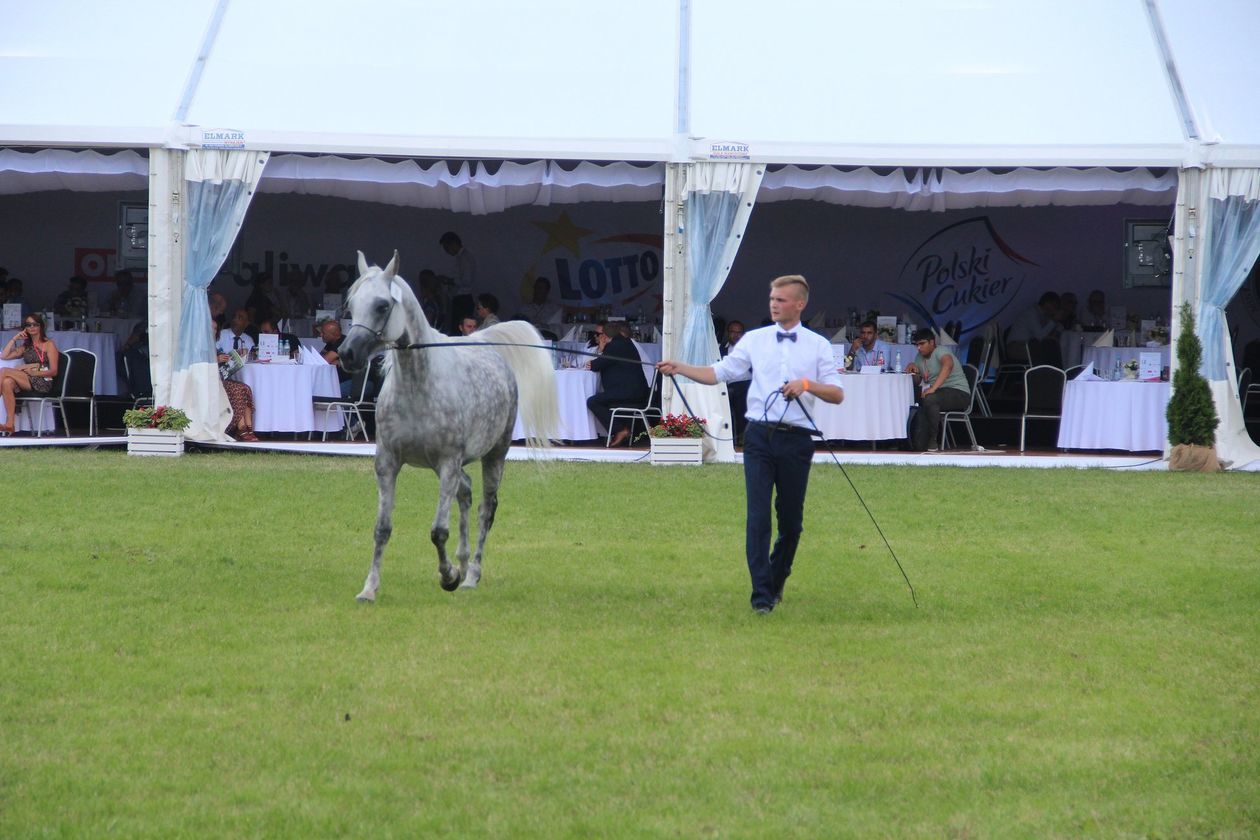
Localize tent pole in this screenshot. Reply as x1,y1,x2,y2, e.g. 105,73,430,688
148,149,185,407
661,162,687,417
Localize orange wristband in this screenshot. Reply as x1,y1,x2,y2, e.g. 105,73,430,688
802,378,810,392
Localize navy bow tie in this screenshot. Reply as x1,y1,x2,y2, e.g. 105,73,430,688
776,331,796,343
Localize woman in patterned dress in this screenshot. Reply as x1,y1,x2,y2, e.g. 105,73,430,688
0,313,59,433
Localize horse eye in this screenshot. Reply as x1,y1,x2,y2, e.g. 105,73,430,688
376,302,389,315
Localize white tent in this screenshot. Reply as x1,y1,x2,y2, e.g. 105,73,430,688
2,0,1258,464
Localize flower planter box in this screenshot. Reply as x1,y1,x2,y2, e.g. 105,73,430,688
127,428,185,457
649,436,703,465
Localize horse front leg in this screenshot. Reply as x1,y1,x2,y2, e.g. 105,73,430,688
357,456,400,603
463,449,507,589
433,463,466,591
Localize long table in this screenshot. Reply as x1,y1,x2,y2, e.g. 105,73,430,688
231,362,343,434
513,369,602,441
1057,380,1170,451
812,372,914,441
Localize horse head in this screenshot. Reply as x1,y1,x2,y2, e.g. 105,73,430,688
340,250,409,372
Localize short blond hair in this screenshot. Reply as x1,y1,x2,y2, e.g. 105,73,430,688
771,274,809,302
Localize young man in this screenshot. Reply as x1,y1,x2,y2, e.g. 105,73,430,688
847,320,892,371
904,327,970,451
658,275,843,614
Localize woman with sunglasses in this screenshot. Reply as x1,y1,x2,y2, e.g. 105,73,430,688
1,313,60,433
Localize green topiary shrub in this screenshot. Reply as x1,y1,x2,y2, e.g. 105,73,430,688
1165,303,1219,447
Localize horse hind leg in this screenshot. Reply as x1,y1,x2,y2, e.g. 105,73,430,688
453,468,474,588
433,463,467,592
357,458,400,603
463,448,507,590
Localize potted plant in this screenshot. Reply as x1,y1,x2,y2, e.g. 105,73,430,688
123,405,191,457
1166,303,1221,472
644,413,706,465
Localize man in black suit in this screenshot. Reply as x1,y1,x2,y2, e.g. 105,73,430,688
586,321,649,446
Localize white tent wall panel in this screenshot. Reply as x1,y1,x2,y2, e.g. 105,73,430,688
184,0,678,152
0,0,217,144
687,0,1187,160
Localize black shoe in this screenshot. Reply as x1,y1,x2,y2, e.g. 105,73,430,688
753,604,773,615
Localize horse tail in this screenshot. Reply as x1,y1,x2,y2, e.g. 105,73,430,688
476,321,559,448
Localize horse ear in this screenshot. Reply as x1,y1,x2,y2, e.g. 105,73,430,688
384,250,400,278
356,250,369,277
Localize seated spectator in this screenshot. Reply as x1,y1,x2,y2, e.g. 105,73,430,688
720,320,750,442
1057,291,1079,330
258,319,301,359
118,323,151,398
905,327,970,452
0,313,60,433
318,317,354,398
106,270,139,317
5,277,23,307
1007,291,1062,366
520,276,563,329
278,268,313,320
53,276,89,326
213,322,257,441
586,321,649,447
457,316,478,337
216,308,256,355
1083,289,1108,329
475,293,501,330
847,320,892,371
416,269,446,332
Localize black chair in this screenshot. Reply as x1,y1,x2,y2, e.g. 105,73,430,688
1020,365,1066,452
312,365,375,442
940,364,980,451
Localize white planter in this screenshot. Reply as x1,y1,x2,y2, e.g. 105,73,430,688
127,428,185,457
649,436,703,465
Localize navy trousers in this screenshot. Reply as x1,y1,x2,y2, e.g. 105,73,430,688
742,422,815,610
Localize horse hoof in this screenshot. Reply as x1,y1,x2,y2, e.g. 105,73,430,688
355,591,376,603
439,573,463,592
458,578,479,590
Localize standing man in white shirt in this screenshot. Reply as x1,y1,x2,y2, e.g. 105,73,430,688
439,231,477,329
658,275,844,614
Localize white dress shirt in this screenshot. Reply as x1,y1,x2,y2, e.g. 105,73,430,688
216,330,255,354
712,324,843,429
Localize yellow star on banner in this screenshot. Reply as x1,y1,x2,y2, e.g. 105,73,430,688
531,211,594,259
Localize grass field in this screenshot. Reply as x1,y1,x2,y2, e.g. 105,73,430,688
1,449,1257,837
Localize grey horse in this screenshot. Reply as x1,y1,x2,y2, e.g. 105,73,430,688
338,251,559,601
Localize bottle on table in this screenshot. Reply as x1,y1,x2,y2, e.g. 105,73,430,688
894,351,902,373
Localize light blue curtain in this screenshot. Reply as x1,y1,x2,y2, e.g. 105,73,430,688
1199,192,1260,380
175,152,268,372
681,190,744,365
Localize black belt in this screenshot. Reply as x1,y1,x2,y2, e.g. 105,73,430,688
750,421,820,438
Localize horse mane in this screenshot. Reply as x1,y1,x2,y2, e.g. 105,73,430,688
470,321,560,449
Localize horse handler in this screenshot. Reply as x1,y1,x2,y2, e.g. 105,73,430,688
657,274,843,615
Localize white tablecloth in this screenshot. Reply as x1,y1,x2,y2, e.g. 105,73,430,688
1,330,119,396
92,317,143,346
811,373,914,440
0,358,56,432
1081,345,1171,373
232,362,343,433
513,369,602,441
1057,380,1170,451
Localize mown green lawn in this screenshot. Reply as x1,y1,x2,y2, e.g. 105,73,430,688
1,449,1257,837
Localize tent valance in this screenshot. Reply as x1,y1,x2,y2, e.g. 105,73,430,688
0,149,1177,212
757,166,1177,210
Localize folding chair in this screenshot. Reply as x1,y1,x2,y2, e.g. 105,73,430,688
606,369,662,447
940,363,980,451
312,364,375,442
15,350,88,437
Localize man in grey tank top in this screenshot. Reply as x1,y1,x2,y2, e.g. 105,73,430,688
905,327,970,451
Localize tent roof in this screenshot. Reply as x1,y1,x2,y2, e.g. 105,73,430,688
1,0,1258,167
